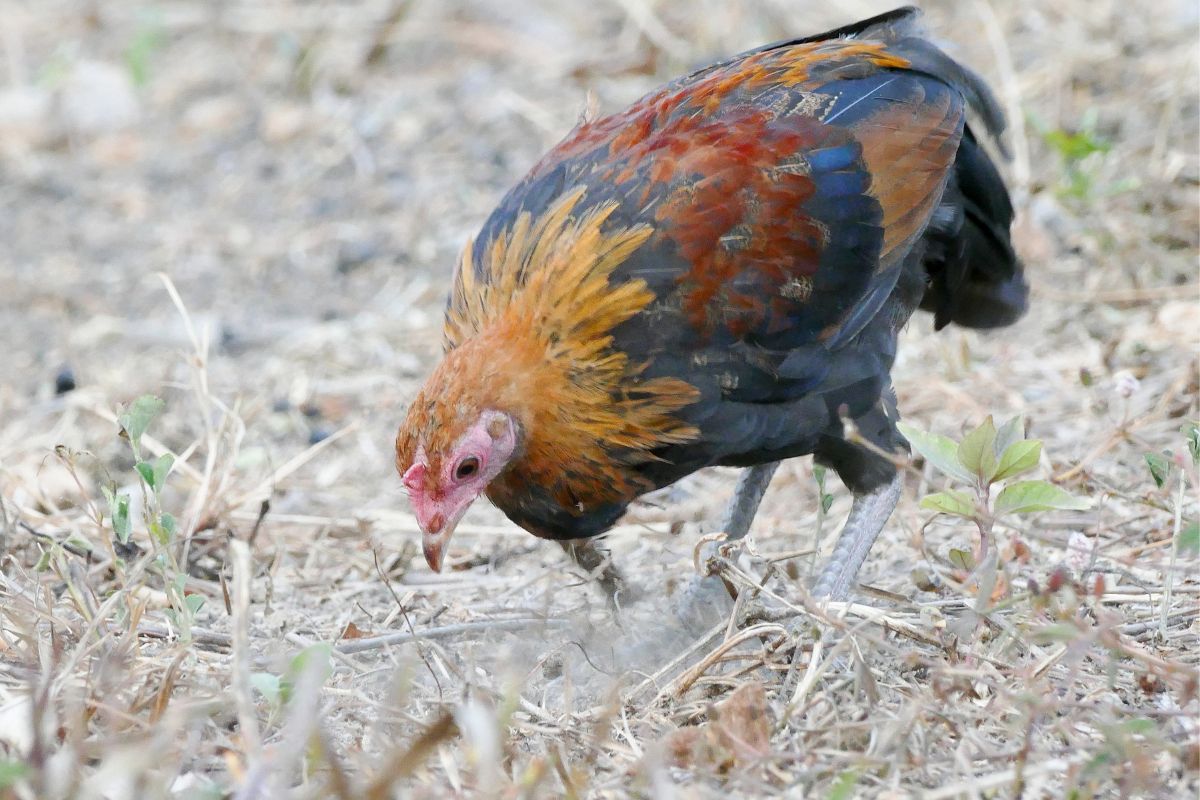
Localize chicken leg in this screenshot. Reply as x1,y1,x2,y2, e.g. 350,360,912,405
682,438,902,621
811,474,902,599
563,463,782,613
700,436,905,590
722,461,782,541
703,464,902,600
621,447,902,618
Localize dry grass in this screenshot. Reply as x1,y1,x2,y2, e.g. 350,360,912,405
1,1,1197,797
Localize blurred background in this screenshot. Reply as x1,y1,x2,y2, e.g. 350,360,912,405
0,1,1197,796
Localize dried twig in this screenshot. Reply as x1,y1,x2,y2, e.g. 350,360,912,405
364,711,458,800
229,541,263,768
335,618,570,655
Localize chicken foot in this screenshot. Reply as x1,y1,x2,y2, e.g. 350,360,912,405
668,462,782,632
713,472,903,695
558,539,636,610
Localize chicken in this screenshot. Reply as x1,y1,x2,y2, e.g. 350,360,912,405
395,7,1026,600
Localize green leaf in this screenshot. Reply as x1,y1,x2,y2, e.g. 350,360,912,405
34,546,55,572
948,548,975,571
1043,125,1110,163
994,440,1043,482
920,490,977,518
1184,423,1199,466
282,643,333,704
65,533,94,554
118,395,165,452
897,423,974,484
1145,452,1171,489
124,21,164,87
0,758,29,790
105,488,132,544
1031,623,1082,644
1178,521,1199,556
958,416,998,483
161,512,177,539
1121,718,1156,736
250,672,282,707
993,415,1026,461
289,643,333,679
995,480,1090,515
1082,749,1113,778
137,453,175,492
153,453,174,488
185,593,205,615
828,769,861,800
813,465,834,513
180,783,225,800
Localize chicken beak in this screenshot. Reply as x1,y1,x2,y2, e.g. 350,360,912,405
422,524,453,572
420,508,466,573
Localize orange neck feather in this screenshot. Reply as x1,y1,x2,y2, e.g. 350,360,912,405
397,188,699,525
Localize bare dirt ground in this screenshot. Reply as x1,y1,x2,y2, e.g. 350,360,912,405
1,1,1197,797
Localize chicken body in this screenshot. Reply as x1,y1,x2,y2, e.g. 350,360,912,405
396,7,1026,592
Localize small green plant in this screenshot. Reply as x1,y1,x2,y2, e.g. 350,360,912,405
809,464,834,575
0,759,29,791
1031,109,1138,202
828,768,862,800
251,643,334,723
1077,716,1166,797
899,416,1089,585
1143,421,1199,634
124,15,165,86
110,395,201,638
36,397,199,640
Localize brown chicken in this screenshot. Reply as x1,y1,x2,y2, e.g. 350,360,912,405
395,7,1026,600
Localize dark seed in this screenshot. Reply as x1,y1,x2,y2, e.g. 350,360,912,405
54,366,77,395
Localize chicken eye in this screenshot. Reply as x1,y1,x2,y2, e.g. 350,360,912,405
455,457,480,481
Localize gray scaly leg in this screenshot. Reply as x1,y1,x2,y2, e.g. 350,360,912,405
811,474,902,600
721,461,782,542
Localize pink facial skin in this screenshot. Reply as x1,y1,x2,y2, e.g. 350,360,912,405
403,410,518,571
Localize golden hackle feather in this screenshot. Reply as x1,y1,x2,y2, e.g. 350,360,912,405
401,188,699,516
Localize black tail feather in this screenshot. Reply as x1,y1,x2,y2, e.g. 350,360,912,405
920,127,1027,331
